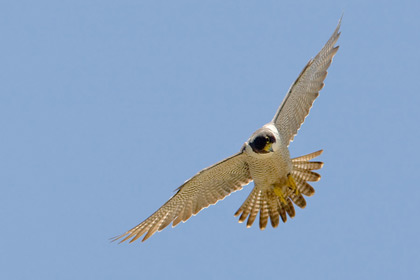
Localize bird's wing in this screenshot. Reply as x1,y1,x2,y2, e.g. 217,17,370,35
113,152,252,243
272,19,341,146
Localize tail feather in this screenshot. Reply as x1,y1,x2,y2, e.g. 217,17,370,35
292,150,323,162
278,200,287,223
235,187,258,223
292,168,321,182
284,198,295,218
294,176,315,196
292,161,323,170
247,191,262,228
267,192,281,228
290,192,307,208
259,200,269,230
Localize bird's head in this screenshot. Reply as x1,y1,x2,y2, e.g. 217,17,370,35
248,131,277,154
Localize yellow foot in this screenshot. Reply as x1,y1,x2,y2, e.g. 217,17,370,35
287,173,299,195
273,186,287,204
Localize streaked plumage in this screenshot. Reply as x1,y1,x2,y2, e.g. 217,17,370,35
113,19,341,243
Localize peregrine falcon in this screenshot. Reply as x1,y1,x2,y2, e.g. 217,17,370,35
113,19,340,243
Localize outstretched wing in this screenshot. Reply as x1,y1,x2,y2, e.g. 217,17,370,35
113,152,252,243
272,18,341,145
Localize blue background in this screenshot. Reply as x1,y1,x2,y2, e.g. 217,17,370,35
1,1,419,279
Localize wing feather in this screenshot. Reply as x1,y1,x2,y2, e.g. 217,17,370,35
113,152,252,243
272,18,341,145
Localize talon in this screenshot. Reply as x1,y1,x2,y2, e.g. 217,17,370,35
287,174,299,195
274,186,287,204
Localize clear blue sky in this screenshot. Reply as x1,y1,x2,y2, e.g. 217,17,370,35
1,1,419,279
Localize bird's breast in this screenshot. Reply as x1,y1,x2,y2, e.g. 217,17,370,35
246,149,292,186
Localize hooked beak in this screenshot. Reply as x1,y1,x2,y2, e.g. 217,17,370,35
263,143,273,152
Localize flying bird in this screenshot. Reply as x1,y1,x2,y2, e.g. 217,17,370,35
113,19,341,243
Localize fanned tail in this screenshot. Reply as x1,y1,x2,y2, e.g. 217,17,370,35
234,150,323,229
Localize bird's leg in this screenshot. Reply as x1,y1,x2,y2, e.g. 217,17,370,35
287,173,299,195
